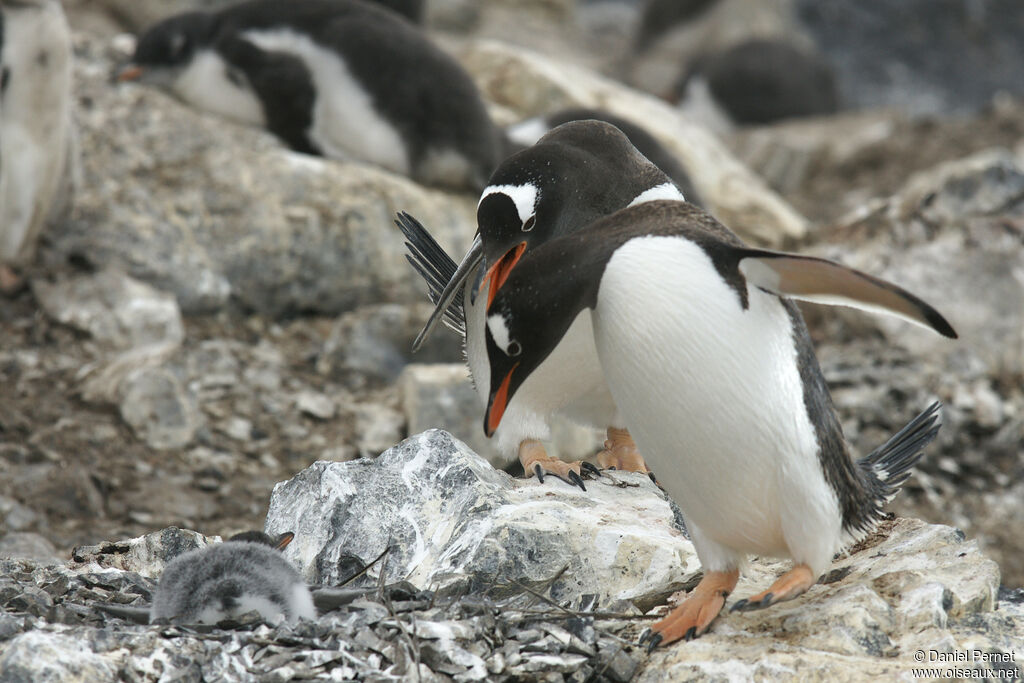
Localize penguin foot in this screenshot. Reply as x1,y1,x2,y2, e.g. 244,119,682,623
596,427,660,486
642,569,739,649
518,439,591,491
730,563,816,612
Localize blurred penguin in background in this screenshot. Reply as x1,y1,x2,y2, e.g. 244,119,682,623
117,0,502,191
672,39,839,132
0,0,77,292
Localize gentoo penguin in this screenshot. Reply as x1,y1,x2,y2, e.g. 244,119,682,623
505,107,702,208
401,120,691,486
0,0,75,291
150,530,316,625
117,0,500,190
674,39,839,129
483,200,956,646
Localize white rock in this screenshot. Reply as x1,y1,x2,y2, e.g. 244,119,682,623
266,430,699,606
0,631,119,682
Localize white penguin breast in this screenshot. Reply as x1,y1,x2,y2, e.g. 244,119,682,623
593,236,841,562
241,29,409,174
172,50,266,126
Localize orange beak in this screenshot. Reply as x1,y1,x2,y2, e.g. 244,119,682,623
116,65,144,82
273,531,295,550
480,242,526,310
485,363,518,437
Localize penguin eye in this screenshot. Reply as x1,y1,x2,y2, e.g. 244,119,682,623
507,340,522,357
522,215,536,232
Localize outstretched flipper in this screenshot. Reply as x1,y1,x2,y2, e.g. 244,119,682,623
395,211,467,338
738,250,957,338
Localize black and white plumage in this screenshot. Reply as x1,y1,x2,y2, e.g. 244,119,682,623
150,531,316,625
482,199,955,645
505,107,702,208
0,0,75,278
401,120,690,481
118,0,500,190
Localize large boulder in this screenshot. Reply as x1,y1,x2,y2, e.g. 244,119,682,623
266,430,696,606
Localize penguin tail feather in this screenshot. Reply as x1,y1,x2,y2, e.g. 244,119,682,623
857,401,942,513
395,211,466,335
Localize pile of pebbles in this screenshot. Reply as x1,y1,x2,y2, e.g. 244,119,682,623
0,556,643,682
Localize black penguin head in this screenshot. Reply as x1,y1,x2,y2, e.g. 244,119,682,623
227,531,295,550
117,11,215,85
482,254,587,437
476,119,672,312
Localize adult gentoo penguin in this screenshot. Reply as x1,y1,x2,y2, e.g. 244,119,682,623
117,0,501,190
483,200,956,646
401,120,689,485
0,0,75,291
150,530,316,625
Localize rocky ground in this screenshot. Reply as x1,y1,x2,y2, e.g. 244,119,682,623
1,0,1023,680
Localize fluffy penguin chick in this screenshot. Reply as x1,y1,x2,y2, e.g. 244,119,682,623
150,531,315,625
484,200,956,647
400,120,689,486
118,0,500,190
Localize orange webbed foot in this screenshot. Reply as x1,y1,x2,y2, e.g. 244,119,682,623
518,439,596,491
730,563,817,612
639,569,739,650
595,427,659,485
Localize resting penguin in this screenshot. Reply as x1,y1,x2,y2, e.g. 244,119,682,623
0,0,75,291
400,119,691,486
505,107,703,208
117,0,501,190
482,200,956,647
150,530,316,625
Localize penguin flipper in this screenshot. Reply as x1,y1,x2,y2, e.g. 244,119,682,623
737,250,958,339
394,212,472,346
95,603,153,624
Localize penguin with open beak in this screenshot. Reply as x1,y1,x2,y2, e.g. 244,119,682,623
148,530,316,625
115,0,500,190
483,199,956,647
400,119,690,487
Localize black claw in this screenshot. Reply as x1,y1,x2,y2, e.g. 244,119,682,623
648,471,658,484
568,470,587,491
581,461,601,476
644,632,663,653
607,466,617,471
534,463,545,484
683,626,697,641
761,592,774,607
730,599,748,613
638,627,652,646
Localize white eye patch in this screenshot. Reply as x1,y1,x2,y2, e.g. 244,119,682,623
627,181,685,207
479,182,539,225
487,313,519,356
